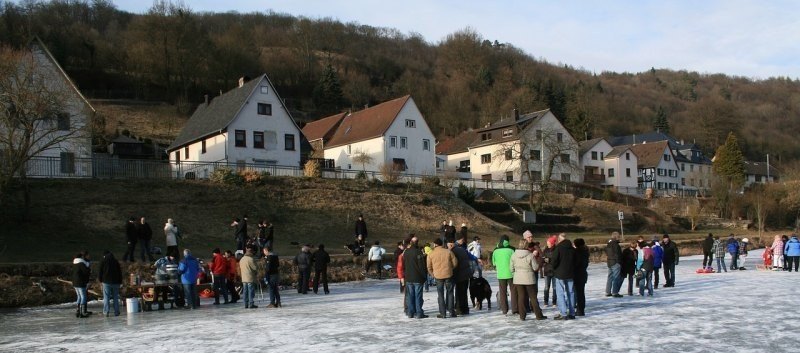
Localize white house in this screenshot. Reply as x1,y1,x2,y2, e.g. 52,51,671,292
624,140,681,193
466,109,579,183
435,129,476,179
579,138,638,193
308,95,436,176
167,74,303,178
743,160,778,187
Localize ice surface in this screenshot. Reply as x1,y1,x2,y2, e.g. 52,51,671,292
0,249,798,352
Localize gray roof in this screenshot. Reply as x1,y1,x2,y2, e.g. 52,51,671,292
608,130,711,165
168,77,262,151
605,145,633,159
744,160,779,178
579,137,605,156
468,109,549,149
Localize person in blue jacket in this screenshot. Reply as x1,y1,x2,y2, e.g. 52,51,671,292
179,249,201,309
784,234,800,272
651,239,664,288
726,234,739,270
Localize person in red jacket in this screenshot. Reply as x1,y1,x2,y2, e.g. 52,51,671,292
397,238,409,315
224,250,240,303
209,248,230,304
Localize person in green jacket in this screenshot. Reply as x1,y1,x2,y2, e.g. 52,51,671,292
491,234,517,315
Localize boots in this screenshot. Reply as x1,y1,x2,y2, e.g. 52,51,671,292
76,304,89,318
75,304,82,318
82,304,93,316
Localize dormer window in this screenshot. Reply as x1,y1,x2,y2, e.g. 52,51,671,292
502,128,513,137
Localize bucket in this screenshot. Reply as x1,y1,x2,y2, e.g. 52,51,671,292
126,298,140,313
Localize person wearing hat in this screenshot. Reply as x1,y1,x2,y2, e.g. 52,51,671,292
738,237,750,270
661,234,679,287
492,235,517,315
467,236,483,278
542,235,558,306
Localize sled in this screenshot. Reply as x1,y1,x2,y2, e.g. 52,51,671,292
695,267,715,274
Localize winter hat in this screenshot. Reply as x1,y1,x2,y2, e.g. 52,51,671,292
462,223,467,227
523,230,533,239
742,238,749,243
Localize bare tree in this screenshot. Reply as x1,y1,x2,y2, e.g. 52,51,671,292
0,46,89,210
351,149,374,171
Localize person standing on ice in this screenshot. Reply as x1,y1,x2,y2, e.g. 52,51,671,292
72,252,91,318
737,238,749,270
712,236,727,273
239,246,258,309
467,236,483,278
661,234,679,287
312,244,331,294
726,234,739,270
491,235,517,315
262,246,281,308
209,248,230,305
510,238,546,321
635,241,654,297
651,237,664,288
768,235,785,270
451,237,475,315
551,233,576,320
365,241,386,279
427,238,458,318
605,232,623,298
542,235,558,306
179,249,201,309
784,234,800,272
573,238,589,316
403,235,428,319
701,233,714,269
294,244,312,294
98,250,122,316
621,241,638,296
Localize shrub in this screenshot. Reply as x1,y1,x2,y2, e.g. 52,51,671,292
210,167,244,185
304,160,321,178
602,187,614,202
355,170,367,180
457,182,476,205
240,169,266,184
422,175,440,187
379,163,400,183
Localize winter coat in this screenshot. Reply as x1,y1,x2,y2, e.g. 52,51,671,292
702,235,714,253
263,253,280,275
542,247,555,276
164,223,179,247
137,222,153,241
451,246,473,282
726,238,739,255
712,239,726,258
510,249,538,285
738,241,748,255
491,240,515,280
445,225,457,242
636,247,654,272
239,253,258,283
98,253,122,285
294,250,311,270
354,220,368,237
72,258,91,288
312,249,331,271
396,252,405,280
784,237,800,256
662,240,679,265
227,257,239,282
621,247,637,275
551,239,576,280
770,240,784,256
154,256,176,276
178,255,200,285
209,253,228,276
234,219,248,240
652,242,664,268
403,245,428,284
605,239,622,267
367,245,386,261
574,247,590,284
426,246,458,280
265,224,274,242
125,221,138,243
467,241,482,259
460,226,468,241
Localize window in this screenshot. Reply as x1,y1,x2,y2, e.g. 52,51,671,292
260,86,269,94
235,130,246,147
657,182,664,189
591,151,598,160
423,139,430,151
392,158,407,171
502,128,513,137
530,150,541,161
669,170,677,177
201,140,207,154
390,136,397,148
664,154,671,161
175,151,180,163
626,168,631,177
481,133,490,141
184,146,189,159
481,154,491,164
657,168,664,176
481,174,492,181
560,154,570,163
284,134,295,151
506,171,514,182
561,173,570,182
505,149,513,160
346,145,351,154
254,132,264,149
681,178,686,186
600,152,604,159
257,103,272,116
755,175,762,182
690,164,695,172
405,119,416,128
458,160,471,172
608,168,615,177
56,113,70,131
626,152,630,161
60,152,75,174
535,130,542,140
681,163,685,172
400,137,407,149
557,133,563,142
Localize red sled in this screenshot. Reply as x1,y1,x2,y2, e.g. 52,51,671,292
695,267,715,274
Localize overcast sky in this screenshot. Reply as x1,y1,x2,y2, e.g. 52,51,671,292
112,0,800,80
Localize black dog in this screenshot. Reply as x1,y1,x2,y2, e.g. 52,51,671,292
469,276,492,310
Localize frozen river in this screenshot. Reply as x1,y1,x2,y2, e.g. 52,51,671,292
0,249,797,352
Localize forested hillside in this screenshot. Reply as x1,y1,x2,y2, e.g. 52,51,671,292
2,0,800,162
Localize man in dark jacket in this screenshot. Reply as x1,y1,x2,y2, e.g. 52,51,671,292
354,214,368,240
293,245,312,294
232,216,249,251
98,250,122,316
451,238,475,315
262,246,281,308
123,217,138,262
403,236,428,319
605,232,623,298
312,244,331,294
551,234,576,320
138,217,154,262
701,233,714,269
661,234,680,287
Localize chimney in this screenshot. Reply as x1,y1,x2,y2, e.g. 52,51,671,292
514,108,520,121
238,77,246,88
204,94,209,106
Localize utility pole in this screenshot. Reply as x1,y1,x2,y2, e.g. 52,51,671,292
767,154,770,183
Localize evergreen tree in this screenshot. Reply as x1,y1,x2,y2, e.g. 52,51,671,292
312,63,345,115
653,106,670,133
713,132,746,189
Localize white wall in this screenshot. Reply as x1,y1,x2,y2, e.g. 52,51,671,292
580,139,612,175
604,150,638,189
325,137,385,171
